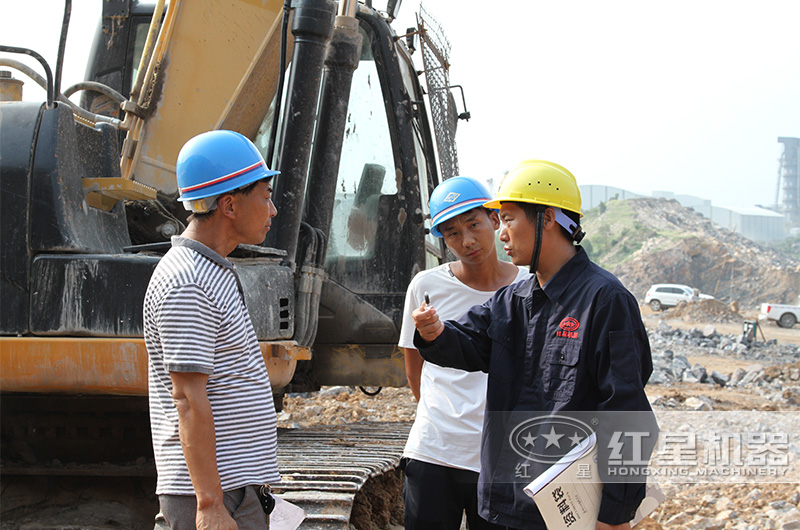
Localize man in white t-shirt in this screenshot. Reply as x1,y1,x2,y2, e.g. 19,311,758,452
399,176,529,530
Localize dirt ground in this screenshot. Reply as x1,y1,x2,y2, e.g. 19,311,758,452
3,305,799,530
640,306,796,344
279,305,800,530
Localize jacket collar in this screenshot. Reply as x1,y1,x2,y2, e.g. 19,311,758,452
513,246,590,302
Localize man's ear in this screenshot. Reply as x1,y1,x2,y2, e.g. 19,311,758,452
542,207,557,230
217,194,236,219
488,209,501,230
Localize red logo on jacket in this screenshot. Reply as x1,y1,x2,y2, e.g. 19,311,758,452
560,317,580,332
556,317,580,338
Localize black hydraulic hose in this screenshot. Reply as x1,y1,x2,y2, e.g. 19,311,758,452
0,57,121,125
266,0,336,264
304,13,363,258
267,0,293,166
63,81,126,104
0,45,54,107
54,0,72,100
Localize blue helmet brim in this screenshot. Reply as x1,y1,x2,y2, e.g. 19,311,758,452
179,165,280,202
431,199,491,237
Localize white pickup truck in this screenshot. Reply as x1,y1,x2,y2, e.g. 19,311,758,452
760,302,800,328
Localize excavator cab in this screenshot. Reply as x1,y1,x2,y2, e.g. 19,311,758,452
2,0,456,409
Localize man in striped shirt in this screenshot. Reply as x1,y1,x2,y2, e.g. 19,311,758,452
144,130,280,530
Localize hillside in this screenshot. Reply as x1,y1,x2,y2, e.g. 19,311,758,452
582,197,800,309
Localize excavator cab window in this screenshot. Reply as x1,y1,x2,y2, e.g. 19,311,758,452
82,7,155,118
327,25,397,262
128,22,150,94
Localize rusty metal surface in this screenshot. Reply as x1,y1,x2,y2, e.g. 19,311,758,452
0,337,309,395
120,0,285,191
274,422,411,529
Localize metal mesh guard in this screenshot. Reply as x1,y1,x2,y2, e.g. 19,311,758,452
418,5,459,181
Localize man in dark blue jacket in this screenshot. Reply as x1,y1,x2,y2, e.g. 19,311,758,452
412,160,656,530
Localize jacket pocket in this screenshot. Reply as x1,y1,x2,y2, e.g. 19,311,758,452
543,340,581,402
487,320,520,384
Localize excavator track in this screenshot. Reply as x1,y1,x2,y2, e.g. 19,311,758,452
275,421,411,530
1,399,411,530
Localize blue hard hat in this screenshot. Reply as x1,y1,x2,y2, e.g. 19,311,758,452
429,176,493,237
177,130,279,210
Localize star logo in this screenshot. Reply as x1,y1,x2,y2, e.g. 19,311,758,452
542,426,564,449
508,415,593,464
569,432,584,446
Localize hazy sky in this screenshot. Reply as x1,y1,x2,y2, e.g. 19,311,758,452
4,1,799,208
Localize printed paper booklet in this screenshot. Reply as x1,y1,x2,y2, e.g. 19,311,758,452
523,433,664,530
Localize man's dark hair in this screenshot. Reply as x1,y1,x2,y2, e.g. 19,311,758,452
188,178,270,223
518,202,580,242
437,206,494,233
471,206,494,219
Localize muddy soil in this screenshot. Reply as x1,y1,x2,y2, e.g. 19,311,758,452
4,303,800,530
279,303,800,530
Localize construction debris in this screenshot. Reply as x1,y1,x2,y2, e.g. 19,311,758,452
585,197,800,309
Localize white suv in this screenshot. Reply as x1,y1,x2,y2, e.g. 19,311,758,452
644,283,713,311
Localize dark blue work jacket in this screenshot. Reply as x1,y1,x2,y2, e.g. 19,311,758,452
414,247,655,529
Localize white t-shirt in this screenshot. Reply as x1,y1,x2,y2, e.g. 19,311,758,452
398,263,530,472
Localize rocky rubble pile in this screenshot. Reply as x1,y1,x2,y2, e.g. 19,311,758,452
647,322,800,408
647,483,800,530
277,386,415,429
664,299,744,324
589,197,800,308
649,321,799,365
274,312,800,529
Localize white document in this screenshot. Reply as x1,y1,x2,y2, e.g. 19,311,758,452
523,433,664,530
270,497,306,530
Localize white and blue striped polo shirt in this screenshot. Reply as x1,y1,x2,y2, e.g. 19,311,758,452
144,236,280,495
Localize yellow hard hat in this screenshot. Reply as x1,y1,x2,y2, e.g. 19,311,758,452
484,160,582,217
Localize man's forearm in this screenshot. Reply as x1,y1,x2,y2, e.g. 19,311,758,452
172,373,239,530
403,348,423,401
171,372,225,509
414,323,489,373
177,395,223,507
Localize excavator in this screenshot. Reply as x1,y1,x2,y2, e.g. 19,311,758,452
0,0,467,527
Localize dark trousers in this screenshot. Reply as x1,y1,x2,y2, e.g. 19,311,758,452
403,458,504,530
154,486,267,530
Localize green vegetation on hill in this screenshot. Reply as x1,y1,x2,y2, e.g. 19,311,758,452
581,199,687,270
488,198,699,271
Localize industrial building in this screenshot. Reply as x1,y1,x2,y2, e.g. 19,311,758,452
580,185,644,210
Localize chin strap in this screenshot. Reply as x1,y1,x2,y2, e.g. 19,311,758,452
529,206,546,275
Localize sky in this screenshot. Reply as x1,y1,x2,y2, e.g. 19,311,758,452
3,0,799,208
